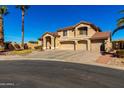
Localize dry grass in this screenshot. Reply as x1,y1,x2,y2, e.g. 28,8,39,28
0,48,4,51
109,57,124,67
9,49,32,55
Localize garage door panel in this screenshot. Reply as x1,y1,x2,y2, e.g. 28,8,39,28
60,41,74,50
91,40,102,52
77,41,87,50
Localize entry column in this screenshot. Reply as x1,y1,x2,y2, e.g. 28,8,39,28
74,40,78,50
43,37,46,50
87,40,91,51
51,37,55,49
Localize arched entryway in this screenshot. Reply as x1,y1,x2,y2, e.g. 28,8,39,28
45,36,51,49
42,32,59,50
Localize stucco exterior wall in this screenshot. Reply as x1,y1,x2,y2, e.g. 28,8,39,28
105,37,112,52
58,24,97,40
75,24,96,37
55,37,60,49
68,30,74,38
42,22,111,52
58,31,63,38
27,43,38,49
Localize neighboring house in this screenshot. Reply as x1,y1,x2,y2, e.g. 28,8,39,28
41,21,111,52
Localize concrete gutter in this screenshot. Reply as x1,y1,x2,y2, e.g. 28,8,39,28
0,57,124,71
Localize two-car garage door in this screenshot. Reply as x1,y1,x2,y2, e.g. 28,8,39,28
60,40,87,50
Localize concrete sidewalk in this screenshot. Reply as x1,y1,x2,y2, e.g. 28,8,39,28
96,54,112,64
0,50,124,71
0,53,124,70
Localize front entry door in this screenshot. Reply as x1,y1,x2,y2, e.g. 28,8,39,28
46,36,51,49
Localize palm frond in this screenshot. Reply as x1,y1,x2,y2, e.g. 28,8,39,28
4,11,9,16
112,25,124,36
24,5,30,9
0,6,8,16
16,5,21,8
117,17,124,26
16,5,24,10
16,5,30,10
119,10,124,14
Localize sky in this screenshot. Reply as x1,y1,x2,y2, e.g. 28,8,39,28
3,5,124,43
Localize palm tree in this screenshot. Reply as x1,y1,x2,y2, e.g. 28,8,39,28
112,10,124,35
16,5,29,48
0,6,8,49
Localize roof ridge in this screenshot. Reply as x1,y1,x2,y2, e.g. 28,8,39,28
57,21,101,32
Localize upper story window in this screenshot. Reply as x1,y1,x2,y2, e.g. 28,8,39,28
63,30,67,36
78,27,88,35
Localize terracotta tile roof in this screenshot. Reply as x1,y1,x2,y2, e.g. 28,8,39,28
58,26,75,31
91,32,111,40
57,21,101,32
42,32,60,37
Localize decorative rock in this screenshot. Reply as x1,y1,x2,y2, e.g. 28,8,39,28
24,43,28,49
14,43,21,50
8,43,15,51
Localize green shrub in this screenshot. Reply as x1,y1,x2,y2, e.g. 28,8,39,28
34,45,42,50
38,38,41,41
116,50,124,58
28,41,38,44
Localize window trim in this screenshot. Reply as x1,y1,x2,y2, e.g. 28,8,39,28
78,27,88,35
63,30,67,36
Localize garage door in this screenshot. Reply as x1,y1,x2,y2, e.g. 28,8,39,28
60,41,74,50
77,40,87,50
91,40,103,52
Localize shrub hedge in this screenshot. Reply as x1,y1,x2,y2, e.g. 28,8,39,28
28,41,38,44
116,50,124,58
34,45,43,50
9,49,32,55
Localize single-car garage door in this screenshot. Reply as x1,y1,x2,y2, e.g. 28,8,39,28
91,40,103,52
60,41,74,50
77,40,87,50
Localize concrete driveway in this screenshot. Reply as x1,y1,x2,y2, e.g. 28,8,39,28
25,50,100,63
0,60,124,88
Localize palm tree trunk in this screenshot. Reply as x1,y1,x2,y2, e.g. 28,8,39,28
0,16,4,48
22,10,24,48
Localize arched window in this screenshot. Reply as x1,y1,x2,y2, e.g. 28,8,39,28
78,27,88,35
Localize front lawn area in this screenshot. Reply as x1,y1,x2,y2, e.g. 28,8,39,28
8,49,32,55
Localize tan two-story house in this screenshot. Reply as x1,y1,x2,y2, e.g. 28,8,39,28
41,21,111,52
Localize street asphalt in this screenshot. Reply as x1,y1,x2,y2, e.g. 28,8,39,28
0,60,124,88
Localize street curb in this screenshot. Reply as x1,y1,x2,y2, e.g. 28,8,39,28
0,58,64,61
0,57,124,71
